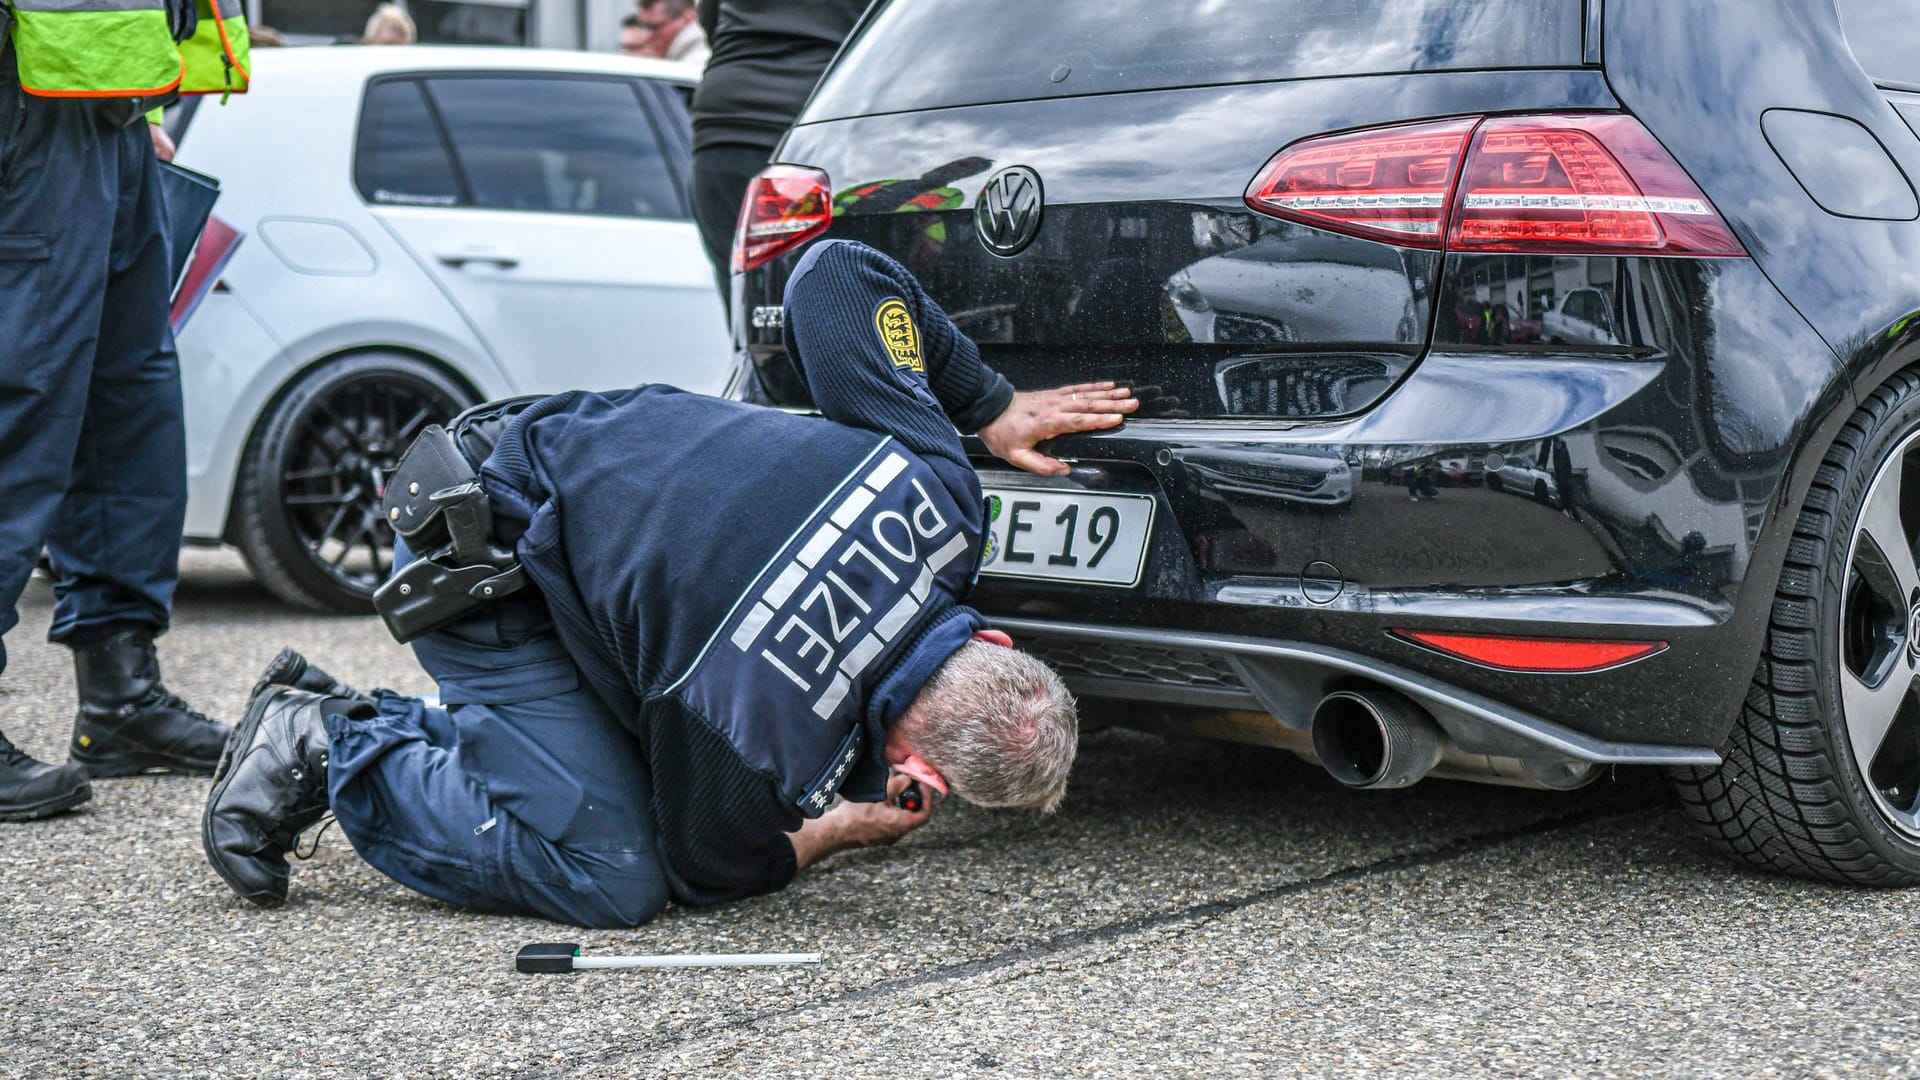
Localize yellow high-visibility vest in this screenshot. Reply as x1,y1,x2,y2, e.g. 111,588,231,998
8,0,250,98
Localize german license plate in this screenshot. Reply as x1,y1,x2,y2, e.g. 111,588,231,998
978,487,1154,588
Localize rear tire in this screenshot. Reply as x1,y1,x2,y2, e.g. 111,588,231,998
233,353,474,614
1673,370,1920,885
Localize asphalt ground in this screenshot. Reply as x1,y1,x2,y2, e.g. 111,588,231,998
3,550,1918,1078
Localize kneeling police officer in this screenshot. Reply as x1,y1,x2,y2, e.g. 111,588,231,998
200,241,1137,926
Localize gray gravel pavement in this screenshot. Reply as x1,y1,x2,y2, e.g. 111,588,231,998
2,550,1916,1078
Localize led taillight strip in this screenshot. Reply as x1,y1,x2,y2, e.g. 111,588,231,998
1244,112,1746,258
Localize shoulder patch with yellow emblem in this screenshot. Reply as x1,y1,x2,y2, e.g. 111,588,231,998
873,297,924,373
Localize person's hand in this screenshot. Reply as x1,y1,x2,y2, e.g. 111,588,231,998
789,775,932,870
978,382,1139,476
148,122,175,163
830,774,933,848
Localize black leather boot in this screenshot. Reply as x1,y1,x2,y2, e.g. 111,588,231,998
250,647,367,706
202,685,342,907
0,731,91,822
68,625,230,777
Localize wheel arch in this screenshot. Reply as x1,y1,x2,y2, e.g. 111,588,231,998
1692,324,1920,753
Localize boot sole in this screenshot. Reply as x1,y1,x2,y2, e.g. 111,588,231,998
0,780,93,822
71,750,219,779
252,647,367,706
249,648,307,709
201,690,289,908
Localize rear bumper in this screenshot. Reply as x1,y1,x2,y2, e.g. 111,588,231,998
954,260,1842,752
996,616,1718,768
962,363,1772,753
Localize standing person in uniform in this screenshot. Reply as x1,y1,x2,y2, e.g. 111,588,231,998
688,0,866,316
0,0,250,821
202,241,1137,926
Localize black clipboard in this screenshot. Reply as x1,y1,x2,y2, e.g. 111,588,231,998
158,160,220,293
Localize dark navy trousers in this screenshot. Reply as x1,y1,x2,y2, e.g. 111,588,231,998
0,49,186,679
326,546,670,928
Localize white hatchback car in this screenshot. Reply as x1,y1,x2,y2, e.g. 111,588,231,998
170,46,727,613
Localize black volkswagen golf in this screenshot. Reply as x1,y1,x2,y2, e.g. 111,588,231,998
728,0,1920,886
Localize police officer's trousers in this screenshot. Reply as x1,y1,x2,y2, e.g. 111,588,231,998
0,47,186,678
325,568,670,929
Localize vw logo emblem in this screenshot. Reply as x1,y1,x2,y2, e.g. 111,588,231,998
975,165,1043,257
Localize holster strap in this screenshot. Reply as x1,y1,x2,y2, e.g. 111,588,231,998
372,424,527,643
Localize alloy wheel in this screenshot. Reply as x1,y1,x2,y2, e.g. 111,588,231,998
277,371,464,601
1841,428,1920,838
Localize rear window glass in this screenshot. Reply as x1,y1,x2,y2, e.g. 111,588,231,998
425,77,683,219
1838,0,1920,88
807,0,1585,122
355,80,461,207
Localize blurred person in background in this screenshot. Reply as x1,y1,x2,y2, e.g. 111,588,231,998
636,0,709,66
689,0,864,315
618,12,651,57
362,3,416,44
0,0,250,821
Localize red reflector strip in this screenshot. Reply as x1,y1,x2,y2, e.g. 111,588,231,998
170,213,244,335
1390,629,1667,673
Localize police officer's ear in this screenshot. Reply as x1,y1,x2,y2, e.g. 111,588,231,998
974,629,1013,648
882,725,949,795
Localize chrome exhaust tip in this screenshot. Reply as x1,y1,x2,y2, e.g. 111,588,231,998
1310,687,1444,789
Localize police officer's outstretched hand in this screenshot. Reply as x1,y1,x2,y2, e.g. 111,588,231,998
979,382,1139,477
841,774,933,844
790,775,932,870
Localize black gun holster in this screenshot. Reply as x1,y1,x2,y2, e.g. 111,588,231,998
371,425,527,643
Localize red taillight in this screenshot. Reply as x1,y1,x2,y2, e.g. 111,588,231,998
169,214,244,334
733,164,832,274
1391,628,1667,674
1449,114,1745,257
1245,113,1745,258
1244,118,1476,250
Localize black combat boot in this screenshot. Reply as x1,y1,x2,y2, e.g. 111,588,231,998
68,625,229,777
0,731,92,822
250,647,367,706
202,685,343,907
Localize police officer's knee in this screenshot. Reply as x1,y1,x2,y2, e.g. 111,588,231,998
572,851,670,929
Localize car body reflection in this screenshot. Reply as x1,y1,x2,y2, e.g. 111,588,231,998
1175,447,1354,508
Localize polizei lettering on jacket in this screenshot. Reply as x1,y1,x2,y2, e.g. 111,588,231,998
672,440,977,812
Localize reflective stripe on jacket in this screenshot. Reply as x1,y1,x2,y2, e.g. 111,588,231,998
8,0,249,98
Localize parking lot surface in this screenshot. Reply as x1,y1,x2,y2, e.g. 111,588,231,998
2,551,1916,1078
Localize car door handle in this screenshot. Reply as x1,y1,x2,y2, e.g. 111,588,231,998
436,249,520,269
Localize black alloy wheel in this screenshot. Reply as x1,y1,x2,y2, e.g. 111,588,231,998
1674,370,1920,885
234,353,474,614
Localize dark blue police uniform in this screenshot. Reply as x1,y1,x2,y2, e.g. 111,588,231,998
325,241,1015,927
0,46,187,678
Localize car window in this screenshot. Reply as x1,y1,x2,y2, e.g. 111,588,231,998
422,76,683,219
1837,0,1919,88
808,0,1585,122
354,79,462,208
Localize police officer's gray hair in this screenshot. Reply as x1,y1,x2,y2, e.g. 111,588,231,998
900,641,1077,812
